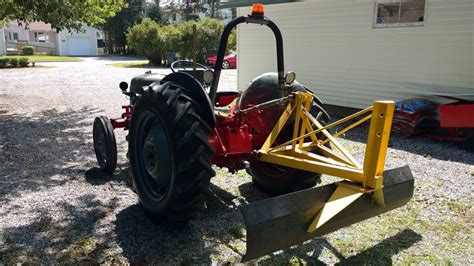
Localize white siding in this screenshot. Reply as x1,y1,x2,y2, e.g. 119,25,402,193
58,26,99,56
0,29,6,55
237,0,474,108
4,24,29,42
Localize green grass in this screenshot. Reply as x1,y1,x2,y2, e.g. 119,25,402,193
1,55,82,62
108,61,151,68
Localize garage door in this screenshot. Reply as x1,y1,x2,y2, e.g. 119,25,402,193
67,37,90,56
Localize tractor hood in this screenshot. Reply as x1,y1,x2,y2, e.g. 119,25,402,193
130,73,165,93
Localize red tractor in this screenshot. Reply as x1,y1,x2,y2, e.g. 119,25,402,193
93,4,414,261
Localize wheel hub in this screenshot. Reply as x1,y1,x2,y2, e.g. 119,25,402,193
140,123,172,191
144,140,159,178
93,123,108,163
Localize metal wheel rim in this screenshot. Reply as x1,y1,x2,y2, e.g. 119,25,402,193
223,61,230,69
93,121,108,167
134,111,173,202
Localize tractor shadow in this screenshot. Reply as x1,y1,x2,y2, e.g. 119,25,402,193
113,180,267,264
84,165,134,190
109,169,422,264
257,228,422,265
114,204,213,264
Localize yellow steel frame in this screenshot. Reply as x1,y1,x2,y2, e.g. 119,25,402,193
256,92,395,233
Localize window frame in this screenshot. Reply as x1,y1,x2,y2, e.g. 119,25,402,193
373,0,427,29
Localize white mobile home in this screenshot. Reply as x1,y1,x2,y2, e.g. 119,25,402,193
236,0,473,108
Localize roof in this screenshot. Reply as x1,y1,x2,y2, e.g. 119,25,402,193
9,21,53,31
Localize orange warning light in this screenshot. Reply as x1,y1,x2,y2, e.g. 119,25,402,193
252,4,264,16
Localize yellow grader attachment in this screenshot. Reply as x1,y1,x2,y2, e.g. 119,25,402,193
240,92,414,261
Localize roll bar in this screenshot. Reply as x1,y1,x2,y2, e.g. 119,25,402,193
209,13,285,105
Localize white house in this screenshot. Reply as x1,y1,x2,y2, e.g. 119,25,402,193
236,0,474,108
2,21,100,56
0,29,6,55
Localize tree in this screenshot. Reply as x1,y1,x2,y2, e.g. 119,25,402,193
103,0,144,54
0,0,126,31
127,17,231,66
146,0,161,23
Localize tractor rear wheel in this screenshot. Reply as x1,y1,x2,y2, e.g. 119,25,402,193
248,160,319,195
129,82,215,223
248,104,330,195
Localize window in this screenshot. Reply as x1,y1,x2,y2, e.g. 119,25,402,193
33,32,49,42
13,32,18,40
374,0,426,28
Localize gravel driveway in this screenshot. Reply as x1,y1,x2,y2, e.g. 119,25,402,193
1,57,472,264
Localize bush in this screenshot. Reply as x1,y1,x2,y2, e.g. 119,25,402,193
126,17,233,66
22,46,35,55
9,58,18,67
171,18,223,64
127,18,166,65
18,57,29,67
0,58,8,68
0,57,30,68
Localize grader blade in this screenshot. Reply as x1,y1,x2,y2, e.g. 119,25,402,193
240,166,414,262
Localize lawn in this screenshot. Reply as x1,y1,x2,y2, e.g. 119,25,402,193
1,55,82,62
108,61,151,68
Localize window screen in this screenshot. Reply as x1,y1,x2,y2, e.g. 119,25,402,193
374,0,426,28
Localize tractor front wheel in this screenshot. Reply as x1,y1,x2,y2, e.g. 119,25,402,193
93,116,117,174
129,82,215,223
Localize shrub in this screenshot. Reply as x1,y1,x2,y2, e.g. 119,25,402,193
22,46,35,55
171,18,223,64
0,58,8,68
227,28,237,53
18,57,29,67
9,58,18,67
127,18,166,65
126,18,231,65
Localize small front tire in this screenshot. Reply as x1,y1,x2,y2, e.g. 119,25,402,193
93,116,117,174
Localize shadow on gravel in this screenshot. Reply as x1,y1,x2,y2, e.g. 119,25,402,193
258,228,422,265
115,204,212,264
0,107,103,203
84,165,133,190
114,182,254,264
0,194,119,263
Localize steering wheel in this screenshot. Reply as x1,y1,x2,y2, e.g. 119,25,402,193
171,60,208,73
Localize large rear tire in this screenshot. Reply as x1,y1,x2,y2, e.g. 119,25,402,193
129,81,215,223
249,103,330,195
